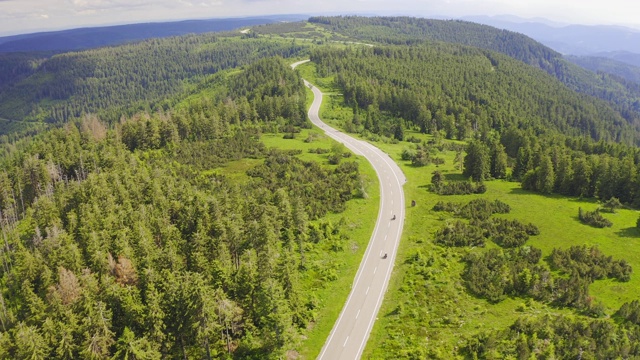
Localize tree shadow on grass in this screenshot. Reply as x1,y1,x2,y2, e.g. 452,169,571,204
617,227,640,238
567,197,599,205
571,215,586,226
507,187,560,201
508,187,597,204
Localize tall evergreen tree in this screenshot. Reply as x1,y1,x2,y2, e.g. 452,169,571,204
463,140,490,182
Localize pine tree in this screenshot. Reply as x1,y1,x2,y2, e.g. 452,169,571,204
112,327,160,360
536,155,555,194
490,141,508,179
14,322,50,360
463,140,490,182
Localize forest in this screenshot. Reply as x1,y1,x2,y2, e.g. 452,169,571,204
309,16,640,130
3,15,640,359
0,57,368,359
0,34,308,128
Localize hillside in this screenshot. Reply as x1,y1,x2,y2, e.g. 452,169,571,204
595,50,640,68
309,16,640,134
3,16,640,143
311,45,634,144
567,55,640,84
0,34,308,127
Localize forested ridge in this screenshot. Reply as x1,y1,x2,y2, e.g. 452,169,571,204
0,17,286,53
0,57,367,359
311,45,633,143
567,55,640,85
309,16,640,131
0,34,307,127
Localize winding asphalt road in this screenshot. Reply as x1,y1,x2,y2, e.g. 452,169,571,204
291,60,406,359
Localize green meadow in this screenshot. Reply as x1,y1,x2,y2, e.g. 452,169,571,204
294,60,640,357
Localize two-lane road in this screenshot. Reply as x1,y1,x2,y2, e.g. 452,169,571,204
291,60,406,359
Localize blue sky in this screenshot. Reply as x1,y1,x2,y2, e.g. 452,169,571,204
1,0,639,36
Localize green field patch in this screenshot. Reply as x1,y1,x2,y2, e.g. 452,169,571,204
296,59,640,357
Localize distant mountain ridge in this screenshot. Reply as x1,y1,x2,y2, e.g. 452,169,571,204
462,15,640,55
566,55,640,84
0,15,306,53
594,51,640,68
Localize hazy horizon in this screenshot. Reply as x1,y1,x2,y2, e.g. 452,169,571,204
0,0,639,37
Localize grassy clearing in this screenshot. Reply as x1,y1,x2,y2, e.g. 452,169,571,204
364,140,640,356
296,60,640,357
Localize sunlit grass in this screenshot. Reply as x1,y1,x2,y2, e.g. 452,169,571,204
296,60,640,357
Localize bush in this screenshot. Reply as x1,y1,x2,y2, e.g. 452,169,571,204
601,197,623,213
304,133,320,143
458,199,510,220
484,218,539,248
549,245,632,282
463,247,548,303
434,221,486,247
616,300,640,325
309,147,330,154
578,208,612,228
434,181,486,195
401,148,416,161
433,199,510,220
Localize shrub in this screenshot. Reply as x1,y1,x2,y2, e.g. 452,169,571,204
578,207,612,228
309,147,330,154
433,199,510,220
401,148,416,161
434,221,486,247
616,300,640,325
484,218,539,248
328,153,341,165
434,181,486,195
549,245,632,282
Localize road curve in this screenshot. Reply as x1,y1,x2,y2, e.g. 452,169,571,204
291,60,406,359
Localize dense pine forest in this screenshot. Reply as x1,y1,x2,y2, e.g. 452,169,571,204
3,16,640,359
0,34,307,127
309,16,640,134
0,57,369,359
311,45,632,143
